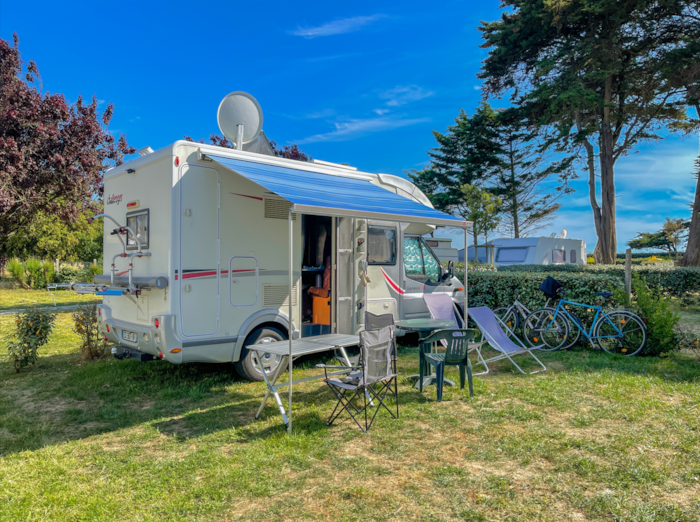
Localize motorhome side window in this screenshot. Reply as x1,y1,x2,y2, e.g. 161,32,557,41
126,209,149,250
403,237,441,284
367,226,397,265
552,249,565,264
570,250,577,263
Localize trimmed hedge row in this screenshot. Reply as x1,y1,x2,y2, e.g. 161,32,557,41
489,263,700,297
457,271,625,311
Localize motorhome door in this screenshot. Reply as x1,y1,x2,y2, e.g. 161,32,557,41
179,164,220,337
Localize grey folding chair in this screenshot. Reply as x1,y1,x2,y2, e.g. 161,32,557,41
335,311,395,366
318,325,399,432
468,306,546,375
423,293,489,375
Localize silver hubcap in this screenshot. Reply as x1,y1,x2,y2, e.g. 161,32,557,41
252,336,283,375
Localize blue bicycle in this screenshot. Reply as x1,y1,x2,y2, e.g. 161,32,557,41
523,277,647,356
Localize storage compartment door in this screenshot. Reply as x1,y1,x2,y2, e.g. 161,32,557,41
179,164,220,336
229,256,259,307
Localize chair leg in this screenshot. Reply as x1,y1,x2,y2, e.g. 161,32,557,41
467,358,474,398
459,364,465,390
419,354,425,393
436,363,444,402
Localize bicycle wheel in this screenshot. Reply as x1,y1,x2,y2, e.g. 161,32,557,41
494,306,520,334
559,309,583,350
523,309,570,351
594,311,647,356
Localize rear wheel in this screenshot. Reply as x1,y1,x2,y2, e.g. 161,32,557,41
235,326,287,381
523,309,569,351
494,306,519,334
594,311,647,356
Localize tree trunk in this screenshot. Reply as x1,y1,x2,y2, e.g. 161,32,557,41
595,76,618,265
679,159,700,266
582,138,604,262
509,143,520,238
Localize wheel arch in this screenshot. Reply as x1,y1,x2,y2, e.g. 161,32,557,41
233,309,290,362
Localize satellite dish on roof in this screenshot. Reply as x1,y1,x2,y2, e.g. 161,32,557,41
561,228,568,239
217,92,263,148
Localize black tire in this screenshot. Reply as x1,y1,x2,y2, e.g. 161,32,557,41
494,306,520,334
523,309,570,351
558,309,582,350
235,326,287,382
594,311,647,356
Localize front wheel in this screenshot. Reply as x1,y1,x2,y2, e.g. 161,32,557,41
494,306,519,334
523,309,570,351
594,311,647,356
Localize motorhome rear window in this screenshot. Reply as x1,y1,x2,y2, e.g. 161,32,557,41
426,240,439,248
552,249,566,264
570,249,577,263
496,247,528,263
368,226,397,265
126,209,149,250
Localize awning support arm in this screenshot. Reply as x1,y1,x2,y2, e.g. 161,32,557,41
288,208,294,435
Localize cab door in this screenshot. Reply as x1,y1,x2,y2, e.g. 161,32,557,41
401,235,447,318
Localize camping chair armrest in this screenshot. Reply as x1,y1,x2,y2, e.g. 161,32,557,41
315,364,359,370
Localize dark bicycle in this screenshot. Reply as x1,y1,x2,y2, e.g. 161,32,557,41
523,276,647,356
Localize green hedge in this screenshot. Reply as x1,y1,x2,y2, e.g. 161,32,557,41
460,271,625,311
488,264,700,297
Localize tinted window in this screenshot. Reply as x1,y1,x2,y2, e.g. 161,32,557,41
126,210,149,250
420,241,441,284
552,249,566,264
496,248,528,263
368,226,397,265
570,249,577,263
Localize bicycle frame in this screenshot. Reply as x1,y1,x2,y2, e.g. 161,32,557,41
548,299,623,341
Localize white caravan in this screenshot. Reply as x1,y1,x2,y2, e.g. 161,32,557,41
463,236,587,266
425,237,459,264
91,141,470,380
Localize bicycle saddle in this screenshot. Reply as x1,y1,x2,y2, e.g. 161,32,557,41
595,292,614,298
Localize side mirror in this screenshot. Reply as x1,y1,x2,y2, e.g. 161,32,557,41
448,260,455,279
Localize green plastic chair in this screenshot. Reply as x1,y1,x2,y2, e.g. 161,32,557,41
420,329,478,401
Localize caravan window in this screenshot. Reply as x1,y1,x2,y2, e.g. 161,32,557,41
126,209,149,251
570,250,577,263
496,247,528,263
552,249,566,264
403,237,441,285
368,226,397,265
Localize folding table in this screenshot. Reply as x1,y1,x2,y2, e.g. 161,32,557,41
250,334,360,428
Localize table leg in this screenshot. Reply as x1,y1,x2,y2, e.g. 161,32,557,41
254,352,289,426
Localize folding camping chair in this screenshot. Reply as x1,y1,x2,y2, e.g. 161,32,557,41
423,293,489,375
318,324,399,432
468,306,547,375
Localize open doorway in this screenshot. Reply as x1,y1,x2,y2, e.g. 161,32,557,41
301,215,333,337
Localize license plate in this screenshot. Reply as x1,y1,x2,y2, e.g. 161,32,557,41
122,330,138,343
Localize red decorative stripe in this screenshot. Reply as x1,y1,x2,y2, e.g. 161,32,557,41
381,268,404,295
230,192,263,201
174,269,260,280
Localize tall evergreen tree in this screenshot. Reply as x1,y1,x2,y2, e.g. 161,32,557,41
479,0,699,264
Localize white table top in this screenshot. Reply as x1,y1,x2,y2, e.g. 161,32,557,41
248,333,360,357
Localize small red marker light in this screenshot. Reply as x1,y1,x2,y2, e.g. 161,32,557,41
158,351,163,359
154,318,160,329
106,325,110,332
104,336,108,341
175,157,180,166
98,309,101,316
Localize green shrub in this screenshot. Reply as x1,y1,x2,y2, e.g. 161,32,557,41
615,275,680,357
24,258,42,288
7,259,28,288
55,266,91,283
72,303,109,359
89,264,103,280
6,307,56,372
42,261,55,286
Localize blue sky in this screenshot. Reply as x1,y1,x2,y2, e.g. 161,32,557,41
2,0,697,252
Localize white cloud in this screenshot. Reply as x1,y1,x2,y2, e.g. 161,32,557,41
373,108,390,115
289,15,386,39
379,85,434,107
129,116,141,123
473,85,481,91
297,115,430,144
97,99,106,106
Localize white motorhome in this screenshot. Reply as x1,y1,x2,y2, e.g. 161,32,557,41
92,140,470,381
462,236,587,266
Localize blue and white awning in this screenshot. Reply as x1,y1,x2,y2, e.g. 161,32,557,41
207,154,470,228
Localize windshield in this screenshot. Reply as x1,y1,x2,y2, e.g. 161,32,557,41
403,237,443,285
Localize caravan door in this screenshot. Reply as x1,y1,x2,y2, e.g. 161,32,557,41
179,164,220,337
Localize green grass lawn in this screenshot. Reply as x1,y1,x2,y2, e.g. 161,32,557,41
0,288,99,311
1,313,700,521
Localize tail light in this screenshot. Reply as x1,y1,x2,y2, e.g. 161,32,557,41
98,308,101,316
104,335,108,341
158,351,163,359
